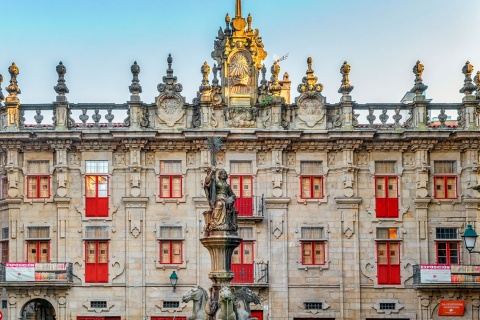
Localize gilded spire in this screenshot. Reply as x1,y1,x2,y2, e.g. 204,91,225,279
235,0,242,18
6,62,21,98
297,57,323,93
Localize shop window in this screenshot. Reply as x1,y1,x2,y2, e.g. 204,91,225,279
84,226,109,283
376,228,400,285
433,161,457,199
26,226,50,263
375,161,398,218
85,160,109,217
26,161,50,199
300,227,326,265
159,161,182,198
158,226,183,264
300,161,323,199
436,227,460,265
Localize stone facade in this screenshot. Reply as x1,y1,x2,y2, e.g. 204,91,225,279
0,1,480,320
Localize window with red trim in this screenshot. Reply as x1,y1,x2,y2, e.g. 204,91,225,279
1,227,8,263
85,161,109,217
230,162,254,216
26,161,50,199
77,317,121,320
375,162,398,218
0,176,8,199
299,161,323,199
151,317,187,320
85,226,109,283
231,227,255,283
376,228,400,285
433,161,457,199
159,161,182,198
158,226,183,264
26,226,50,263
436,227,460,265
300,227,326,265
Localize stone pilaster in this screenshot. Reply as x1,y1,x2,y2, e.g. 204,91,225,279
335,197,361,320
265,197,290,319
411,95,431,130
54,197,71,262
414,198,431,264
122,197,149,319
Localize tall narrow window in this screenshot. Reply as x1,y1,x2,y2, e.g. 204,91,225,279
232,227,254,283
376,228,401,285
300,227,326,265
85,226,109,283
26,227,50,263
434,161,457,199
436,227,460,265
26,161,50,199
230,162,254,216
300,162,323,199
375,161,398,218
159,161,182,198
0,176,7,199
1,227,8,263
158,226,183,264
85,161,109,217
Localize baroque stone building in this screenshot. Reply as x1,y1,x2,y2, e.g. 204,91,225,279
1,1,480,320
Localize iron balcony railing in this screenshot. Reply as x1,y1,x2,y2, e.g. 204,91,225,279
231,261,269,285
235,194,264,218
413,264,480,286
0,262,73,283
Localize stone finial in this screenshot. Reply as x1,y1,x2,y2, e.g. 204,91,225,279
54,61,70,96
410,60,428,95
283,72,289,82
338,61,354,95
212,64,219,86
474,71,480,100
129,61,142,95
269,62,282,96
0,74,4,102
247,13,252,32
157,54,183,93
6,62,21,97
460,61,477,95
297,57,323,93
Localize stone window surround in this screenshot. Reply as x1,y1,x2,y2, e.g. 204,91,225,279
294,153,329,204
156,223,187,270
154,155,187,204
297,225,330,270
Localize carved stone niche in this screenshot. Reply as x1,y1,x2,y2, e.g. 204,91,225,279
155,93,186,129
294,92,327,129
224,106,258,128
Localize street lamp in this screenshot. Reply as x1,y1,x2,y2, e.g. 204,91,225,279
462,224,479,253
169,271,178,291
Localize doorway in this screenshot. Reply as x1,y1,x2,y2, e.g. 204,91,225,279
21,299,56,320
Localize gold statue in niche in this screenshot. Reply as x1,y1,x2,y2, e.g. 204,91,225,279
229,52,251,94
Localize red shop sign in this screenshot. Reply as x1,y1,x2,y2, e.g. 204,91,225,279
438,300,466,316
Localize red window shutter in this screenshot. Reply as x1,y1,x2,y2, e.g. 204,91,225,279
86,176,109,217
231,241,254,283
232,175,254,216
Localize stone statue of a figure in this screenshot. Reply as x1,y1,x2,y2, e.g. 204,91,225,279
203,166,238,232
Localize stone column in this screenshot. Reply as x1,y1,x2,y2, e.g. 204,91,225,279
265,197,289,319
122,197,148,319
335,197,362,320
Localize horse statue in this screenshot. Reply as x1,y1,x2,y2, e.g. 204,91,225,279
182,286,209,320
216,286,236,320
234,287,261,320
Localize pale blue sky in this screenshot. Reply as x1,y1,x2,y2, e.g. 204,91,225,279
2,0,479,104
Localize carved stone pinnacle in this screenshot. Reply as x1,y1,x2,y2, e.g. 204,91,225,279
410,60,428,95
6,62,21,97
0,74,4,102
338,61,354,95
460,61,476,95
54,61,70,96
298,57,323,94
129,61,142,95
157,54,183,94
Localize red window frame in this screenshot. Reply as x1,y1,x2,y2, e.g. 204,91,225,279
26,175,50,199
230,175,254,216
85,240,109,283
26,240,50,263
232,241,254,283
376,241,401,285
159,175,183,198
301,241,326,265
436,241,460,265
77,317,121,320
151,317,187,320
300,176,324,199
85,175,109,217
159,240,183,264
375,176,399,218
434,175,457,199
1,241,8,263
